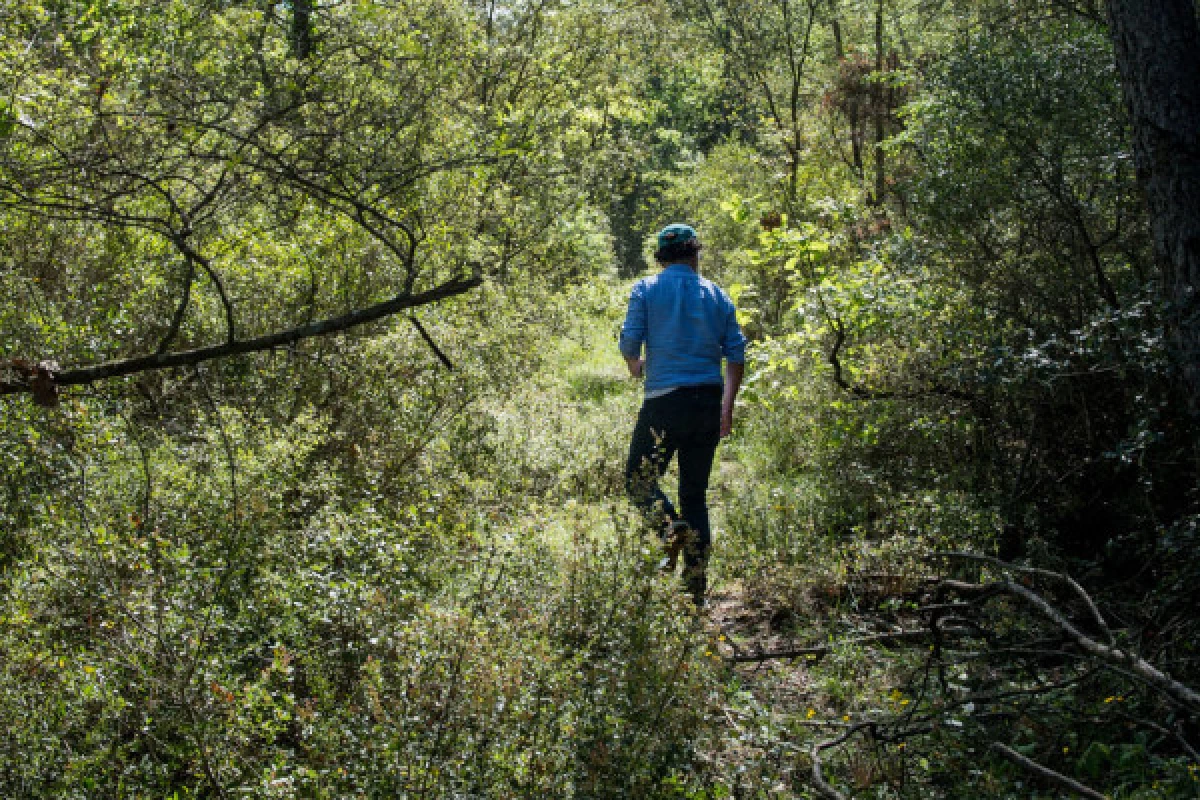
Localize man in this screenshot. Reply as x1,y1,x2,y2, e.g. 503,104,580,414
619,223,747,607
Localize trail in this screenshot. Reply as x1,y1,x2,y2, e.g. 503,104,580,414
483,279,945,797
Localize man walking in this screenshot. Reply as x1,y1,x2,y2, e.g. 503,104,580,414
620,224,747,607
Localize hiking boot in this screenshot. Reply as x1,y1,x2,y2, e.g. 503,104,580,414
658,519,692,573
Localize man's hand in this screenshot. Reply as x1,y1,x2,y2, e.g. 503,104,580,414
625,356,644,379
721,361,743,439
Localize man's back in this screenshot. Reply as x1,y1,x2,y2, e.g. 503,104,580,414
619,263,745,395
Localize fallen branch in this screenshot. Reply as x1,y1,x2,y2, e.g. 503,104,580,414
932,552,1113,644
990,742,1109,799
938,576,1200,714
0,275,482,401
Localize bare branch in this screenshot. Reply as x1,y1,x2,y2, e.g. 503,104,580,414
810,744,846,800
1109,707,1200,762
989,742,1109,799
810,723,874,800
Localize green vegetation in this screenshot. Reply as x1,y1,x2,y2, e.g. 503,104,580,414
3,0,1199,797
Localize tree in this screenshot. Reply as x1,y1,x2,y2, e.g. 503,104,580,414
671,0,821,214
0,0,591,403
1105,0,1200,412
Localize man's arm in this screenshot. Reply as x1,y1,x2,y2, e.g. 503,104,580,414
719,290,748,438
721,361,743,438
619,282,647,380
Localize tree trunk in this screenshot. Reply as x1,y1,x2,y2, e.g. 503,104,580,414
1106,0,1200,411
291,0,314,59
872,0,886,206
828,0,865,179
828,0,844,59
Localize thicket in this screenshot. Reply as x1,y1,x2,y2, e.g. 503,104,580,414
2,0,1198,797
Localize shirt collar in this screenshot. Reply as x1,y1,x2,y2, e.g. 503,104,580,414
664,263,697,275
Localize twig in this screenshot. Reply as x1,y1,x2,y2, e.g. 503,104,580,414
1109,707,1200,763
912,601,984,614
965,672,1092,707
989,742,1108,799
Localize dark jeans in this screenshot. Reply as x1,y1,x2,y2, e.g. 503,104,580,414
624,385,722,601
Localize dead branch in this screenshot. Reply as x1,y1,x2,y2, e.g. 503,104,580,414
989,742,1109,799
0,275,482,400
965,672,1093,707
932,552,1114,644
1109,706,1200,762
912,601,979,614
938,576,1200,714
810,747,845,799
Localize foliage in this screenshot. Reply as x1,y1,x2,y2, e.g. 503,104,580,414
3,0,1200,797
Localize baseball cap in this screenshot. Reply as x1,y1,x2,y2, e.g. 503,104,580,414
656,224,699,251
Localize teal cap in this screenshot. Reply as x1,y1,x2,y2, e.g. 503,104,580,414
656,223,699,251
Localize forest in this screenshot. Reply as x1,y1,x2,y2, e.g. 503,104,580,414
1,0,1199,796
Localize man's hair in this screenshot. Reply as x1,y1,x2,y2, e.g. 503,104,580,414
654,238,701,264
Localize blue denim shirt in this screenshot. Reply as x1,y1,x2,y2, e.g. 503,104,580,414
619,263,747,395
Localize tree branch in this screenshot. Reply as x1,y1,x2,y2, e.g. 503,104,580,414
1,275,482,398
810,723,874,800
408,315,456,371
157,255,198,355
827,314,879,399
172,236,236,345
932,552,1114,645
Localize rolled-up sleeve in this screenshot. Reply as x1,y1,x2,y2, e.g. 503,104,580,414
720,292,747,363
618,282,647,358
